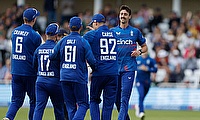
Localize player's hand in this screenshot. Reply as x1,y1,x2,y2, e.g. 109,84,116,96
131,50,141,57
90,62,98,73
138,64,148,71
86,26,94,30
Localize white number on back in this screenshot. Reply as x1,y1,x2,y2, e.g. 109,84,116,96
100,38,116,55
65,46,76,62
15,37,23,53
40,55,50,71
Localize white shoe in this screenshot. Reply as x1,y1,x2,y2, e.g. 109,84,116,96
139,112,145,120
2,118,9,120
135,104,139,117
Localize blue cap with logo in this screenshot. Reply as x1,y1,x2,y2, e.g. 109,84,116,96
69,16,82,31
45,23,59,36
89,14,106,25
23,8,40,21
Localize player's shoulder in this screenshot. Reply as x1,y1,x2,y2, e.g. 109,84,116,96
128,25,139,31
83,30,96,40
85,29,95,35
110,26,119,31
136,55,143,60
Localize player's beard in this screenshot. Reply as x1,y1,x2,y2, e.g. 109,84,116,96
120,17,127,24
121,21,126,24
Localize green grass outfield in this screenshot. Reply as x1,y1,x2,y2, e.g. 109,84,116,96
0,107,199,120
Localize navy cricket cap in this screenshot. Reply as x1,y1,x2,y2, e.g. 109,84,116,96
89,14,106,25
69,16,82,31
45,23,59,36
58,28,69,36
23,8,40,21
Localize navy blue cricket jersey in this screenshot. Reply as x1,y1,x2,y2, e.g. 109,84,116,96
49,32,96,84
83,25,118,76
110,25,146,72
11,24,42,76
136,55,157,83
33,40,60,85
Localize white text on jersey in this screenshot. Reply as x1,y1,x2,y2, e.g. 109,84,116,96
13,30,29,36
39,71,54,76
12,54,26,60
38,49,53,54
67,39,76,44
100,55,116,60
62,63,76,69
102,32,113,37
117,39,133,45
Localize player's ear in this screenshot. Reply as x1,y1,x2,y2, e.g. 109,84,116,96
129,15,131,19
32,19,35,23
95,22,98,26
80,25,83,31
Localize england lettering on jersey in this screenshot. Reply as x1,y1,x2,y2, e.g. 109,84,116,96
62,63,76,69
12,54,26,60
100,55,116,60
39,71,54,76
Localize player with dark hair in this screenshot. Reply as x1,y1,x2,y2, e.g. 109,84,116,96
32,23,65,120
3,8,42,120
135,53,157,120
110,5,148,120
57,28,69,41
83,13,118,120
56,28,69,120
49,16,97,120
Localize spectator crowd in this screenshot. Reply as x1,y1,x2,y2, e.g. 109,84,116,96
0,2,200,86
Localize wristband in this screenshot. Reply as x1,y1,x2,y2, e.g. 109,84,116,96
139,49,143,55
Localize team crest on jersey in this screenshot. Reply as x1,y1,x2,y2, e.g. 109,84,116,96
146,59,150,64
116,32,120,35
136,82,140,86
130,30,133,36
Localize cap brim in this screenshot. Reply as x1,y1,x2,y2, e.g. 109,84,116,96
36,11,40,17
88,21,93,26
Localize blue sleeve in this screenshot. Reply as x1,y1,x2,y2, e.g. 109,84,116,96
33,48,38,71
32,31,42,47
49,39,61,60
83,30,95,43
83,38,96,66
136,29,146,46
148,58,158,73
110,27,115,31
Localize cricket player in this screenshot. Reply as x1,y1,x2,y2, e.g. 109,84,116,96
57,28,69,41
57,28,69,120
3,8,42,120
83,13,118,120
135,53,157,120
110,5,148,120
49,16,97,120
33,23,65,120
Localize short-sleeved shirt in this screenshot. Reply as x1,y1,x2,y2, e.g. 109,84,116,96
136,55,157,84
111,25,146,72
